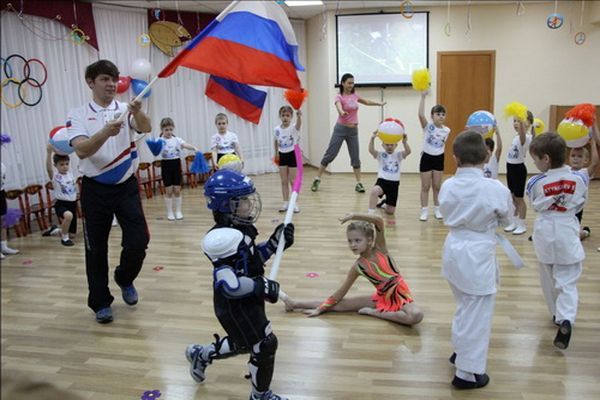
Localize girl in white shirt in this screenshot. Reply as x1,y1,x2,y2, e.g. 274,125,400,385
273,106,302,213
159,118,198,220
483,127,503,180
504,112,533,235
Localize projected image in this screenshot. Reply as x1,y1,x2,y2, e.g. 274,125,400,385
337,13,428,86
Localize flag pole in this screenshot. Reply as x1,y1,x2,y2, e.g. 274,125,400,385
269,144,303,281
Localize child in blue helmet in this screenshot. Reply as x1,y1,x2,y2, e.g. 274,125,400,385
185,169,295,400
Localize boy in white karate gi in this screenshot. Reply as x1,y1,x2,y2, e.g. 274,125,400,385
527,132,587,350
439,131,513,389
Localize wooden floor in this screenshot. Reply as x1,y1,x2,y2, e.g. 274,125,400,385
2,169,600,400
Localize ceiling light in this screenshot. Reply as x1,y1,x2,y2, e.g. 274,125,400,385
285,1,324,7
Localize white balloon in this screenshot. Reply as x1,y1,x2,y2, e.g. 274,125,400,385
130,58,152,79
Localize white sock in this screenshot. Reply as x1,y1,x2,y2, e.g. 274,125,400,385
421,207,428,212
165,197,173,213
456,368,476,382
518,218,526,227
174,196,182,213
62,234,69,241
368,208,375,214
1,240,8,250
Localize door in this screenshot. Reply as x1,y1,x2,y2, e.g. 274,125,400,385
437,51,495,174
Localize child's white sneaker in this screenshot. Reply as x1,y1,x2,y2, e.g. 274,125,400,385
293,205,300,213
175,211,184,220
167,211,175,221
513,225,527,235
504,222,517,232
1,245,19,255
278,203,288,213
419,207,428,221
434,207,443,220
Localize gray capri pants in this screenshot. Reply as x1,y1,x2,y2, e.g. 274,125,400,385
320,123,361,168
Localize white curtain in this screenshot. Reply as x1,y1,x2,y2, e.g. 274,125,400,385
0,4,308,191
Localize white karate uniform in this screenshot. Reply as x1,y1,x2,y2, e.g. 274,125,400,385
439,167,513,375
526,166,587,324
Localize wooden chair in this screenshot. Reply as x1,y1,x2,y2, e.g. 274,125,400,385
4,189,27,237
183,154,197,188
23,184,49,233
197,152,217,184
151,160,165,195
136,162,153,199
44,181,56,226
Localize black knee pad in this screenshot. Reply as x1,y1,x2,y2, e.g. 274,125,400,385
248,333,278,392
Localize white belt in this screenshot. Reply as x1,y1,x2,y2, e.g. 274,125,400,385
496,233,524,269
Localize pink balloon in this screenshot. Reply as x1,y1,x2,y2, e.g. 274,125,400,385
117,76,131,94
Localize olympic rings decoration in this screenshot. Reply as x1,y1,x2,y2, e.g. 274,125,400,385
1,54,47,108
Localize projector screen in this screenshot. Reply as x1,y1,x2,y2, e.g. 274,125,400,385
336,12,429,87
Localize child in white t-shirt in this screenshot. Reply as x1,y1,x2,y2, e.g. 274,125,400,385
273,105,302,213
211,113,243,169
483,127,503,180
367,131,411,215
45,145,78,246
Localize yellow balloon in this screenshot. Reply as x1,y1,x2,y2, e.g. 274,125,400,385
218,154,243,171
533,118,546,136
557,118,590,148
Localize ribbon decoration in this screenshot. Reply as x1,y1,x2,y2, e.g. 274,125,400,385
269,144,303,281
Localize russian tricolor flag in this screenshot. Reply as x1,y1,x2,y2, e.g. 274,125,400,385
158,1,304,91
205,75,267,124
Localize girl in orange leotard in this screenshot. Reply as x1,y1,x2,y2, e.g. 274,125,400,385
283,213,423,326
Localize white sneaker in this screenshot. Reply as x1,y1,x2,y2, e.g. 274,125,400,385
513,225,527,235
112,217,118,227
167,211,175,221
278,203,288,213
1,252,4,260
434,207,443,220
1,246,19,255
294,205,300,213
175,211,184,220
504,222,517,232
419,208,428,221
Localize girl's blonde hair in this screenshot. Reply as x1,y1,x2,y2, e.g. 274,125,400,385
346,221,376,243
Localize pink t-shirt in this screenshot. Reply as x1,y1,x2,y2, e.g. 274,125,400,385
335,93,360,125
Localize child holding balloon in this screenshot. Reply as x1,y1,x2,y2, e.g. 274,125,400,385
159,117,198,221
45,145,78,246
483,127,503,180
273,105,302,213
417,89,450,221
211,113,244,169
504,109,533,235
367,121,411,215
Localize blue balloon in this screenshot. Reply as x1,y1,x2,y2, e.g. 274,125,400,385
49,139,74,155
131,78,151,98
466,110,496,128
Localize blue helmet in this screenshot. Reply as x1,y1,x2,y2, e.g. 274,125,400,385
204,169,261,224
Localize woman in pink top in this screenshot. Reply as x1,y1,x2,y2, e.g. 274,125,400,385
311,73,386,193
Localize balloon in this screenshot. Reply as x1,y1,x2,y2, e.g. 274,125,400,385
131,78,152,98
48,125,74,155
533,118,546,136
377,118,405,144
116,76,131,94
557,118,590,148
466,110,496,139
130,58,152,79
217,154,243,172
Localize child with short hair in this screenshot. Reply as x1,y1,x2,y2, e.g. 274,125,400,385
283,213,423,326
273,106,302,213
158,117,198,220
505,113,534,235
45,145,78,246
417,89,450,221
439,131,513,389
527,132,588,350
211,113,244,169
367,131,411,214
568,120,599,239
483,127,503,180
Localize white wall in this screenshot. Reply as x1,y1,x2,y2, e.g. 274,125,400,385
306,1,600,174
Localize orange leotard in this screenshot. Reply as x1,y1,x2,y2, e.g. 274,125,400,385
356,250,413,312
